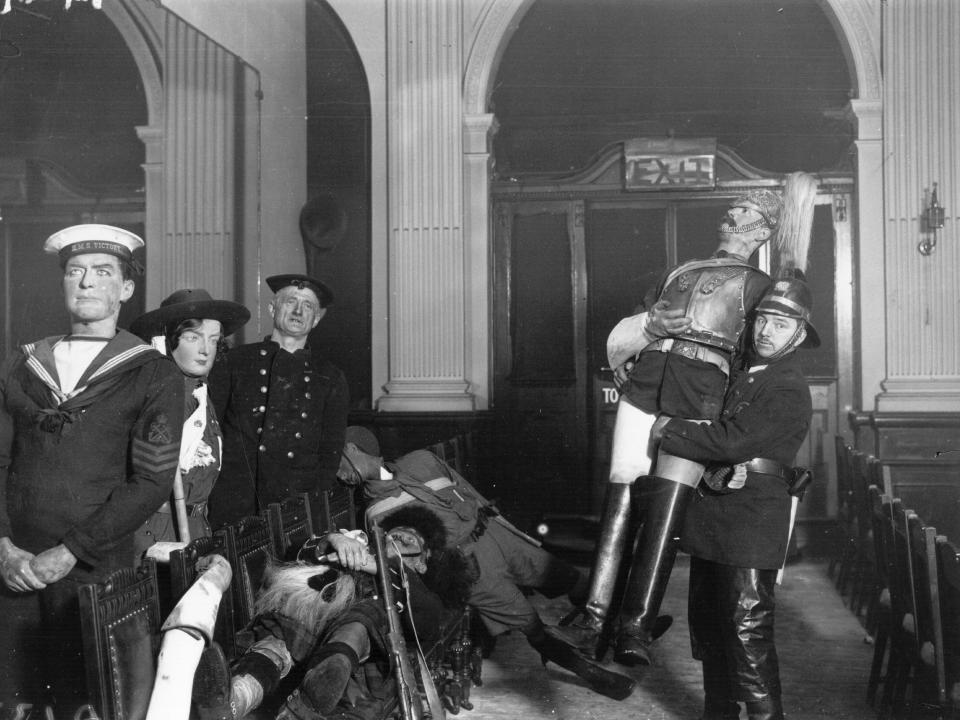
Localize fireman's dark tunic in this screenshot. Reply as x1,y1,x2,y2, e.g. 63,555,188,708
658,351,812,569
207,337,348,529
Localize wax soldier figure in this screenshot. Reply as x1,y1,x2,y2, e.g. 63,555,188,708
659,272,819,720
207,274,348,530
0,225,185,711
559,172,818,667
194,505,476,720
343,426,635,701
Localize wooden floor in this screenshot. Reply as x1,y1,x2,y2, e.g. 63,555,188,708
465,555,877,720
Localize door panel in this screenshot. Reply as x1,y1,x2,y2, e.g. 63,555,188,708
494,206,585,517
493,189,851,524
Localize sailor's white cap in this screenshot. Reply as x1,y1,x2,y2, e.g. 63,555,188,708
44,224,145,273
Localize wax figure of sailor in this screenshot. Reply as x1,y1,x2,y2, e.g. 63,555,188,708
558,173,818,667
0,224,185,711
660,272,819,720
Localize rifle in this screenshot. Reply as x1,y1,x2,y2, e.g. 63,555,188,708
370,521,425,720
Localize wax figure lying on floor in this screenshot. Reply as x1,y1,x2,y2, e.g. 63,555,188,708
341,426,635,702
194,504,477,720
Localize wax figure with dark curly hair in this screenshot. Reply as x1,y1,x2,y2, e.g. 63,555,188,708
194,504,477,720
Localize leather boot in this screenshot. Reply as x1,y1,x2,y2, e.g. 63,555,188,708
613,476,694,666
277,642,361,719
745,696,783,720
526,621,635,701
702,659,740,720
192,643,236,720
552,482,632,658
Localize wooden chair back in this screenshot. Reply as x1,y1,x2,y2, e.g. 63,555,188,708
267,492,315,561
78,560,162,720
169,533,237,658
222,514,278,631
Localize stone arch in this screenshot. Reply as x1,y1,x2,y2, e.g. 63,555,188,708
463,0,880,114
102,0,163,131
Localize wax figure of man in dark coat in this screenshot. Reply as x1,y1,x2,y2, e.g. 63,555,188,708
0,225,185,713
207,274,348,530
656,273,818,720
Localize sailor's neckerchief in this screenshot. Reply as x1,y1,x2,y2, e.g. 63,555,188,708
20,329,162,433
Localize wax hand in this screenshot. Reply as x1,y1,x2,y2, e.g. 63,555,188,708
29,544,77,585
613,360,634,389
646,300,693,337
728,464,748,490
327,533,374,572
0,537,47,592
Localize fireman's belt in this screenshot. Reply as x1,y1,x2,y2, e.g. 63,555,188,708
744,458,790,479
157,500,208,517
647,338,731,376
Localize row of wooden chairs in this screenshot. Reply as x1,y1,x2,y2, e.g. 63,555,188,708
78,488,352,720
832,437,960,719
77,431,483,720
831,438,891,630
868,488,960,719
428,429,477,480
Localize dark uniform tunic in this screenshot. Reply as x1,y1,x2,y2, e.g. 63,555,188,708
207,338,348,528
133,374,223,558
0,330,185,707
658,351,812,569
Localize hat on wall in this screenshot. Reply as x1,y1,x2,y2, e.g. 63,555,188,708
299,193,348,251
266,274,335,308
130,288,251,341
44,224,145,274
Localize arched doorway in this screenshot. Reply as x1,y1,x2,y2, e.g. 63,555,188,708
472,0,863,530
0,4,148,352
304,0,373,410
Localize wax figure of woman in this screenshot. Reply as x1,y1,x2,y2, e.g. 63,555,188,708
130,289,250,558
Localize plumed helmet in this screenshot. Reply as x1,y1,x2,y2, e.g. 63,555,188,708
755,271,820,348
730,189,784,229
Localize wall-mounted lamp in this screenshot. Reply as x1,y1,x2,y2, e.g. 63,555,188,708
833,195,847,223
918,182,946,256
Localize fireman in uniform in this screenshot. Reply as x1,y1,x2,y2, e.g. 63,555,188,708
558,173,818,667
207,274,349,529
659,273,819,720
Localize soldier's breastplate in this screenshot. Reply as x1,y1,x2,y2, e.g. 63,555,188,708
660,265,749,352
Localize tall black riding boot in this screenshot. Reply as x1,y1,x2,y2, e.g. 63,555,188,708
702,659,741,720
745,697,783,720
525,619,635,701
613,476,694,666
725,566,782,720
553,482,632,658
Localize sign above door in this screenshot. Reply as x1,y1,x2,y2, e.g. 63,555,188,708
623,137,716,191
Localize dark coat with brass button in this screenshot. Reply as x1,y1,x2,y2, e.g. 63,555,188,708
207,337,348,528
658,351,812,569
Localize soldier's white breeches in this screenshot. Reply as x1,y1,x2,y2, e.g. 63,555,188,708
608,400,656,484
608,400,705,488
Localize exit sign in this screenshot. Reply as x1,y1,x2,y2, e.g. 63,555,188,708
623,138,716,191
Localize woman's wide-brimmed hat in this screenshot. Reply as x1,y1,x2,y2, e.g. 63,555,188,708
130,288,251,340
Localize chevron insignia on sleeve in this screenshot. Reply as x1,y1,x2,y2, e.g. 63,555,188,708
132,437,181,474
